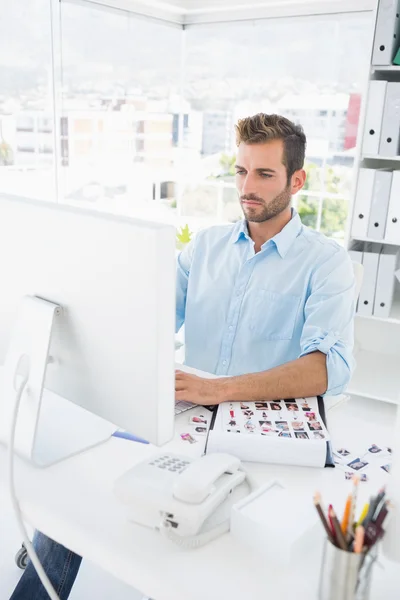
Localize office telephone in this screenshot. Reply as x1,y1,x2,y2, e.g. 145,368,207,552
114,452,247,547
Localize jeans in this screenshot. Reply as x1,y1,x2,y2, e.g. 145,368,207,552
10,531,82,600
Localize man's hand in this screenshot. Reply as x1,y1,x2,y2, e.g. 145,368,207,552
175,371,226,405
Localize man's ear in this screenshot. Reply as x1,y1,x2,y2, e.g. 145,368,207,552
290,169,306,196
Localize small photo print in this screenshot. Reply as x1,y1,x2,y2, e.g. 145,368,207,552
261,430,279,436
270,402,281,411
347,458,368,471
367,444,382,454
308,421,323,431
381,464,391,473
360,473,368,482
192,426,207,435
386,447,393,455
227,428,241,433
240,403,250,410
300,401,311,411
286,403,299,412
181,433,197,444
345,471,354,480
255,402,269,410
278,431,292,438
189,415,208,425
284,398,296,403
295,431,309,440
313,431,325,440
275,420,289,431
228,420,237,427
336,448,351,457
305,412,316,421
244,420,256,432
259,420,272,427
292,421,305,431
242,409,254,417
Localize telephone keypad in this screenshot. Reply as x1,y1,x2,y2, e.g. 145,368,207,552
151,455,191,473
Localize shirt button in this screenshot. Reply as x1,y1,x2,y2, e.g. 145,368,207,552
222,360,227,366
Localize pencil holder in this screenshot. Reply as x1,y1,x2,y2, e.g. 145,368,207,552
318,538,378,600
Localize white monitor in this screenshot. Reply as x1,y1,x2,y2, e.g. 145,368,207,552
0,195,176,465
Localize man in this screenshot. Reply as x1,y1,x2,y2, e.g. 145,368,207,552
10,113,355,599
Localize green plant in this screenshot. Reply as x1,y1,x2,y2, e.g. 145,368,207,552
176,224,193,246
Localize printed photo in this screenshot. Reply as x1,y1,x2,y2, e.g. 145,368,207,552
193,426,207,435
336,448,351,457
255,402,269,410
347,458,368,471
284,399,296,403
286,403,299,412
305,412,316,421
345,471,353,480
240,403,250,410
360,473,368,482
367,444,382,454
244,420,256,432
313,431,325,440
242,409,254,417
387,447,393,455
181,433,197,444
301,401,311,411
227,429,241,434
381,464,391,473
308,421,323,431
228,420,237,427
259,420,272,427
292,421,305,431
261,430,279,436
270,402,281,411
278,431,292,438
189,415,207,425
295,431,309,440
262,411,268,419
275,421,289,431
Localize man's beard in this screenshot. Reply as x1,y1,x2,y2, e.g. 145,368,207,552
240,185,292,223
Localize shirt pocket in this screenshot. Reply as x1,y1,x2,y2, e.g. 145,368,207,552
249,289,301,341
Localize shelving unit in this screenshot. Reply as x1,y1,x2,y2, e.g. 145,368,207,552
346,1,400,404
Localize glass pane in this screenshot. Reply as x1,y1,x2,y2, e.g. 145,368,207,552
58,1,181,222
183,13,371,236
321,198,349,243
0,1,55,201
296,195,319,230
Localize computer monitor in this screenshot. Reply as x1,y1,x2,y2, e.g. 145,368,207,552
0,194,176,466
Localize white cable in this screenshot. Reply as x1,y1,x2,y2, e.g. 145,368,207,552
8,362,61,600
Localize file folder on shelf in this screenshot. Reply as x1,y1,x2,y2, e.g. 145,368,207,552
373,245,399,319
362,81,387,156
385,170,400,242
379,82,400,157
348,243,363,312
372,0,400,66
351,169,375,239
358,243,381,317
367,170,392,240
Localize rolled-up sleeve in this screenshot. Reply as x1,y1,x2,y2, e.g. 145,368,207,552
299,247,356,396
175,238,195,333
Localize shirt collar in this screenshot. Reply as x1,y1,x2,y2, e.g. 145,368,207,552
231,208,302,259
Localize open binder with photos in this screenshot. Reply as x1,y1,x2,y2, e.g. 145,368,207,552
205,396,334,468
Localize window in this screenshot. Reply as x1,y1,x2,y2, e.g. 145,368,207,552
182,14,371,241
0,1,55,200
57,1,181,218
1,3,372,242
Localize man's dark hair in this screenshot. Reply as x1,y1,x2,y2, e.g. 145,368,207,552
235,113,307,184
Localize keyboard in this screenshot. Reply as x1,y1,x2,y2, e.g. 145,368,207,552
175,401,196,415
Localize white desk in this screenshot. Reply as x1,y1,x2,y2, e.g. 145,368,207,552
0,395,399,600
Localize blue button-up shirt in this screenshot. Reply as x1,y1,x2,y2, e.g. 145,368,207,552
176,209,355,396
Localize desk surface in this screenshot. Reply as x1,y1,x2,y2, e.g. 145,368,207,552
0,395,399,600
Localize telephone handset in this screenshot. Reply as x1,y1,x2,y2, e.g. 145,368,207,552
114,452,246,545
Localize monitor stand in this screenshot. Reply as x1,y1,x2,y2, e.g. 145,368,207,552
0,295,115,467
